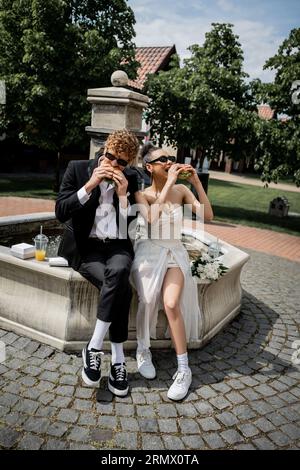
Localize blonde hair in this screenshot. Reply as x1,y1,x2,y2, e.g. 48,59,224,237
105,129,139,163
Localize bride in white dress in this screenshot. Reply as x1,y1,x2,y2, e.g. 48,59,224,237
131,143,214,401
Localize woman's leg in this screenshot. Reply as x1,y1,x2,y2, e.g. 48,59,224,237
162,267,186,354
162,267,192,400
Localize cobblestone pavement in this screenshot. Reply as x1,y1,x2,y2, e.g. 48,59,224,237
0,248,299,450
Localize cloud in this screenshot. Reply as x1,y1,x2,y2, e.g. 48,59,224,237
129,1,283,81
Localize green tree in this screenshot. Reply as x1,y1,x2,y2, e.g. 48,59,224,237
145,23,256,164
253,28,300,185
0,0,138,188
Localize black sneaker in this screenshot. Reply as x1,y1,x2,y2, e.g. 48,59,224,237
81,344,103,387
108,363,129,397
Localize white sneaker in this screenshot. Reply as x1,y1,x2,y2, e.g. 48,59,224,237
167,368,192,401
136,349,156,379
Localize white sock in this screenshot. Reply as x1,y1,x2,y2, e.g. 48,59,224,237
137,339,149,353
177,352,189,373
88,319,111,351
111,342,125,365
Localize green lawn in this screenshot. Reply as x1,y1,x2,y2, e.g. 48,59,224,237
0,174,299,236
208,179,300,236
0,176,57,199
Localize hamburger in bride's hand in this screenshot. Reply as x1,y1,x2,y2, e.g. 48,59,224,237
178,164,192,181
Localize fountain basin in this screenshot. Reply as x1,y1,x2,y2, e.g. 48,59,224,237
0,227,249,351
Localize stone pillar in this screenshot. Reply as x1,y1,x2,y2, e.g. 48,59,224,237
86,70,149,160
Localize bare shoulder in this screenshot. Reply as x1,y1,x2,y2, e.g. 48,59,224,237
175,183,189,194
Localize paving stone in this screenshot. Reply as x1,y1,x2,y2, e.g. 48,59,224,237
120,417,139,432
280,423,300,440
35,406,56,418
198,417,221,431
216,411,239,427
115,432,138,449
57,409,79,424
197,385,217,399
179,418,200,434
234,443,256,450
138,418,158,433
38,393,55,405
36,381,56,392
95,403,114,415
23,417,50,434
268,430,292,447
239,388,260,401
141,434,164,450
3,412,27,426
252,437,276,450
51,396,72,408
254,384,277,397
226,391,246,404
131,392,146,404
42,439,68,450
14,398,39,414
47,422,69,438
59,374,78,386
136,405,156,418
17,433,44,450
253,417,276,433
221,429,244,445
232,404,257,420
114,403,134,416
39,371,59,383
0,392,19,408
209,396,231,410
250,400,274,416
144,393,161,404
156,404,177,418
162,435,185,450
158,418,178,433
72,398,93,411
75,388,94,399
237,423,260,438
69,443,96,450
194,401,214,416
55,385,75,397
175,403,198,417
182,435,206,449
202,432,226,450
0,427,21,448
98,415,118,429
78,413,97,426
67,426,90,442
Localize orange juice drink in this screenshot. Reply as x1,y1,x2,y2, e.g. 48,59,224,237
35,249,46,261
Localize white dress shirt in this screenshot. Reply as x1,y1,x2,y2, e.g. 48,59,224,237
77,181,118,239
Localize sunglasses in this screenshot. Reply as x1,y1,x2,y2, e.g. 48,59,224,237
150,155,176,164
104,152,129,167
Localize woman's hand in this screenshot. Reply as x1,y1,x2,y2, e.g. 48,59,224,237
112,169,128,197
182,165,202,187
166,164,185,186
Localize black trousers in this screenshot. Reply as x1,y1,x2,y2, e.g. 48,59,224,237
78,239,134,343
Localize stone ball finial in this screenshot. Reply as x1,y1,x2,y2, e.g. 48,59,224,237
111,70,129,87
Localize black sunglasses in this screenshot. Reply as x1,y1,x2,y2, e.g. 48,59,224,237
150,155,176,164
105,152,129,167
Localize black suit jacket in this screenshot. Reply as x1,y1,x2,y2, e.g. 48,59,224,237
55,157,139,270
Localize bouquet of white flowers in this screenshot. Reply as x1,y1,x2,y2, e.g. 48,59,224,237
190,251,228,281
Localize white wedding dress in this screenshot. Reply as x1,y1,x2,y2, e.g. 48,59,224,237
130,205,203,349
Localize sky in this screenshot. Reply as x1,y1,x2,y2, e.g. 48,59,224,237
127,0,300,82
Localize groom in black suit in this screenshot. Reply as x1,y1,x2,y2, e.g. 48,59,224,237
55,129,140,397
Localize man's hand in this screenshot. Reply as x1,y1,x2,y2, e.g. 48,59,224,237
112,169,128,197
85,162,113,193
